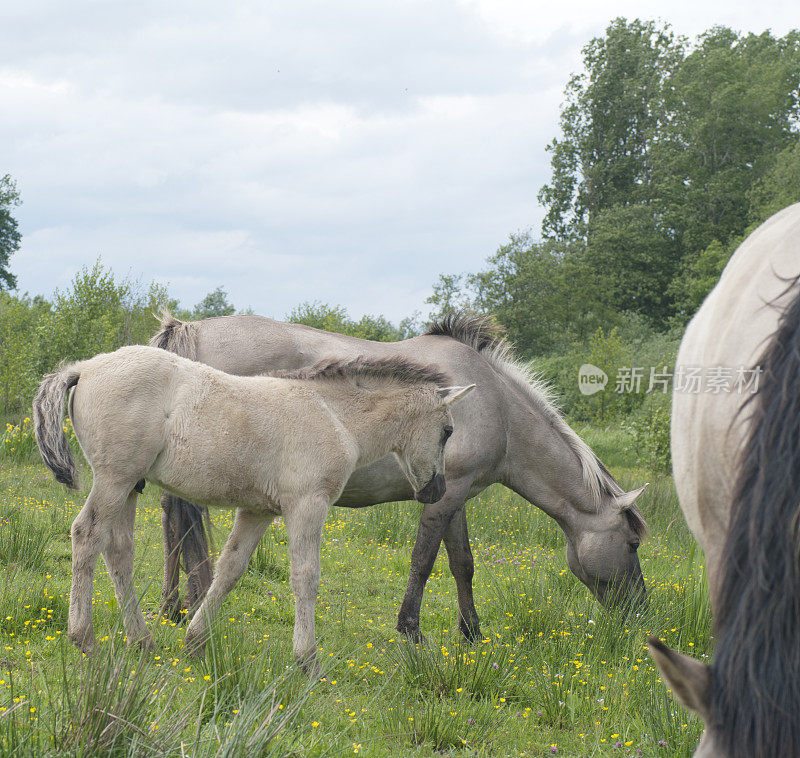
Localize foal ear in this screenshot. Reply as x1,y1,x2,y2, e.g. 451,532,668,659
615,483,648,510
648,637,712,723
436,384,476,406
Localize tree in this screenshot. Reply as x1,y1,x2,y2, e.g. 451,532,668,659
654,28,800,254
0,292,48,412
747,139,800,223
0,175,22,290
191,287,236,319
538,18,684,239
36,260,170,373
584,203,681,325
468,233,603,353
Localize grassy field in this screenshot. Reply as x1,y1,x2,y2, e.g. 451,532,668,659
0,424,711,757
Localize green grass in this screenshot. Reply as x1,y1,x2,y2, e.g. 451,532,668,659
0,429,711,757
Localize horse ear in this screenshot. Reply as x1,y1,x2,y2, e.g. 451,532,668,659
648,637,711,723
437,385,476,406
615,483,648,510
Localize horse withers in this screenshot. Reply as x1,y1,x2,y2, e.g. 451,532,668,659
33,345,473,673
649,203,800,757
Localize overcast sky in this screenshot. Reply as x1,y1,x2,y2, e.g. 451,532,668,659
3,1,798,322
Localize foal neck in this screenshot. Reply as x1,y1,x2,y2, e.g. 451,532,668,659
317,382,421,467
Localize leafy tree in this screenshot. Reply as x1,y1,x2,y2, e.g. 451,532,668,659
538,18,684,239
36,260,170,373
584,203,681,325
0,175,22,290
426,274,474,322
191,287,236,319
654,28,800,254
468,233,608,352
0,293,49,412
747,139,800,222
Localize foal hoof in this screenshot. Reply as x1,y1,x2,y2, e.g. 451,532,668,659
183,630,207,658
68,630,95,655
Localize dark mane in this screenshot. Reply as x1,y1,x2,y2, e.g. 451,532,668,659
712,277,800,758
427,311,638,517
272,355,451,388
426,311,507,353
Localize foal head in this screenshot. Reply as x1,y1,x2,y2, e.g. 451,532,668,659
394,384,475,504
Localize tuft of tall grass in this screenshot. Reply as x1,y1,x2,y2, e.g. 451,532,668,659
0,505,53,573
379,692,500,752
248,530,289,582
389,634,516,702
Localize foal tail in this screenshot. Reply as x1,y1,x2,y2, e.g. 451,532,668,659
33,363,82,489
712,278,800,758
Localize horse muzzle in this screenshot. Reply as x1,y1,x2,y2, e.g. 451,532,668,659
415,473,446,504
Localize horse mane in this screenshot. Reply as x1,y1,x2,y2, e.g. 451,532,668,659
427,312,641,528
149,310,198,360
272,355,451,388
712,278,800,758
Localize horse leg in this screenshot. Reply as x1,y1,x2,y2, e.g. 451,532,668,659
442,505,481,641
283,496,329,676
68,478,129,652
184,509,273,656
396,477,472,641
160,494,213,621
160,492,182,621
101,490,152,648
181,501,213,614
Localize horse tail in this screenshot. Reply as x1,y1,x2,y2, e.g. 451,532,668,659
148,310,198,360
148,311,211,613
33,363,82,489
712,279,800,758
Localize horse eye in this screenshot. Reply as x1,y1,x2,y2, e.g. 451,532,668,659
629,541,640,553
442,426,453,442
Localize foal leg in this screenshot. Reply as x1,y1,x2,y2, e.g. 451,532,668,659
68,478,130,652
184,509,273,656
101,490,152,648
283,497,329,676
442,505,482,641
396,477,473,641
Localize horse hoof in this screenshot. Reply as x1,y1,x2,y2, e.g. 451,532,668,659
296,651,321,679
397,626,427,645
459,621,482,642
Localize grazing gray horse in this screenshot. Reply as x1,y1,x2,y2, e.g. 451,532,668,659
33,345,472,672
155,312,648,640
649,203,800,757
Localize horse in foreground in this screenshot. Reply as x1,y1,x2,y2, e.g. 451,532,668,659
649,203,800,756
152,312,649,641
33,345,473,671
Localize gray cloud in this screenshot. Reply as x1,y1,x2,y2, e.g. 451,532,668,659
3,0,798,321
